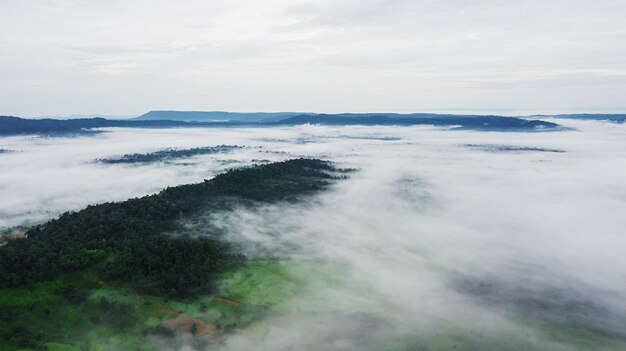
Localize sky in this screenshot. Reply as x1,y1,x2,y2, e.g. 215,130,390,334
1,0,626,117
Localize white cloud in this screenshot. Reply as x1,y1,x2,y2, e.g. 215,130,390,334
1,0,626,116
1,120,625,349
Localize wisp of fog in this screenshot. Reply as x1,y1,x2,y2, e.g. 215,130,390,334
1,119,625,350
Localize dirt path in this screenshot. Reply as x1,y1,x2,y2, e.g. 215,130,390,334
160,312,218,337
218,297,242,306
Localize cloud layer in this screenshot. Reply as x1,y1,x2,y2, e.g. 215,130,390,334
1,1,626,116
1,119,625,349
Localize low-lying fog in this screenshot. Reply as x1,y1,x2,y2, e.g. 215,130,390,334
1,119,625,350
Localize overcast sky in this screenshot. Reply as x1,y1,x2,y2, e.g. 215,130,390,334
1,0,625,117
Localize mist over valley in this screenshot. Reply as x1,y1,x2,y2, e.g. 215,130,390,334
1,117,625,350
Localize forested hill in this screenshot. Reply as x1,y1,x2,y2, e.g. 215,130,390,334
0,159,343,298
529,113,626,122
0,114,561,136
135,110,301,122
0,116,209,136
269,114,559,130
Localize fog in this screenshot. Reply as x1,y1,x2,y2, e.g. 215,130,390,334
1,120,625,350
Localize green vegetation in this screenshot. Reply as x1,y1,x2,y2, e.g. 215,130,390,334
3,156,615,351
0,259,329,351
0,159,345,350
1,256,622,351
0,267,170,351
0,158,339,297
98,145,241,164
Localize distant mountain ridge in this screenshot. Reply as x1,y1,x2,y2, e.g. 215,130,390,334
269,114,557,129
136,110,626,124
0,116,206,136
529,114,626,122
0,114,561,136
135,111,304,122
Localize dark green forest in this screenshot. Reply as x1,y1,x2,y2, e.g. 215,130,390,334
0,114,562,136
0,158,342,298
98,145,241,164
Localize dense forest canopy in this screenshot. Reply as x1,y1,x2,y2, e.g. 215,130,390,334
98,145,241,164
0,158,344,298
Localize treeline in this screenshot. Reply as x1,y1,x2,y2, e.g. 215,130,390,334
0,116,207,136
464,144,565,153
0,158,340,298
269,114,560,130
0,114,562,136
98,145,241,164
